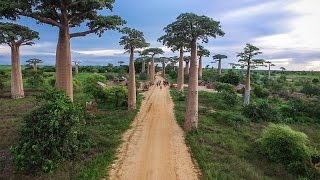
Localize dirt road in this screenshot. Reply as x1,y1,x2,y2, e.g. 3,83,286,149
107,77,199,180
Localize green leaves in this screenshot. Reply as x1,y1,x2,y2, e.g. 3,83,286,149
212,54,228,61
237,44,264,67
0,22,39,46
197,44,210,57
119,27,149,50
141,48,164,57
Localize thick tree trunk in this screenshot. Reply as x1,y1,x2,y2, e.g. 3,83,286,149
185,61,189,75
268,64,271,79
162,62,166,78
218,60,222,76
128,47,136,110
33,63,37,72
150,57,155,84
184,38,198,132
75,65,79,74
147,62,150,76
11,45,24,99
55,27,73,101
142,60,146,73
198,56,203,80
177,47,184,91
244,62,251,105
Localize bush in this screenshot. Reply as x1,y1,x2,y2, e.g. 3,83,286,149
312,78,319,84
300,83,320,96
215,82,235,94
253,86,270,98
138,73,148,80
220,71,240,85
10,89,87,174
242,101,281,122
26,72,44,89
222,91,239,107
102,86,128,107
83,74,106,101
256,124,315,175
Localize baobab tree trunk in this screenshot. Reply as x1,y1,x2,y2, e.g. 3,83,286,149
162,62,166,78
55,27,73,101
150,57,155,84
11,45,24,99
185,61,190,75
142,60,146,73
244,62,251,105
33,63,37,72
184,38,198,132
128,47,136,110
268,64,271,80
75,65,79,74
198,56,203,80
218,60,222,76
177,47,184,91
147,62,150,76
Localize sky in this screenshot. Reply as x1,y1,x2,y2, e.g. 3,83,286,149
0,0,320,71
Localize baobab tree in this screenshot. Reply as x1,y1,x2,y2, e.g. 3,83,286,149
197,45,210,80
169,56,179,72
72,60,81,74
184,56,191,75
1,1,126,101
212,54,227,76
118,60,124,66
119,27,149,110
26,58,43,72
265,61,275,79
280,67,286,74
158,27,190,91
0,22,39,99
141,48,164,84
136,56,150,74
237,44,264,105
157,57,170,78
168,13,224,131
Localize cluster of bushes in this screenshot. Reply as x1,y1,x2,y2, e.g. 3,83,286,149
300,83,320,97
242,101,281,122
220,71,240,85
253,85,270,98
256,124,320,178
0,70,7,91
215,82,235,93
10,89,88,173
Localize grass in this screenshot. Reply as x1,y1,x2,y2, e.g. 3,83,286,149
170,89,320,180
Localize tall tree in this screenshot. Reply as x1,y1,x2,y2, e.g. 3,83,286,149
156,57,170,78
72,60,81,74
136,56,150,74
280,67,286,74
197,44,210,80
212,54,227,76
169,56,179,72
141,48,164,84
158,26,190,91
184,56,191,75
265,61,275,79
0,0,126,101
118,60,124,66
170,13,224,132
237,44,264,105
0,22,39,99
26,58,43,72
119,27,149,110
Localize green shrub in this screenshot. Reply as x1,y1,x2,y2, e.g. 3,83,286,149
242,101,281,122
312,78,319,84
10,89,87,174
138,73,148,80
83,74,106,101
26,73,44,89
215,82,235,94
105,72,116,80
102,85,128,107
220,71,240,85
300,83,320,96
256,124,314,175
0,79,4,91
222,91,239,107
253,86,270,98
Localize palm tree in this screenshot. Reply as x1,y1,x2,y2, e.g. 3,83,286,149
26,58,43,72
212,54,228,76
237,44,264,105
265,61,275,79
119,27,149,110
197,45,210,80
118,60,124,66
72,60,81,74
141,48,164,84
0,23,39,99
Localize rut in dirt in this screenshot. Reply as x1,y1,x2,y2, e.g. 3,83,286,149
107,77,199,180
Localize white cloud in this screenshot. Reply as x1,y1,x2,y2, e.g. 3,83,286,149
73,49,125,56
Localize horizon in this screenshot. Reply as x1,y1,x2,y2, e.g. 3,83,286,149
0,0,319,71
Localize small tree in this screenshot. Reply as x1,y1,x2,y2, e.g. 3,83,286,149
118,60,125,66
119,27,149,110
168,13,224,132
212,54,228,76
0,22,39,99
265,61,275,79
26,58,43,72
237,44,264,105
141,48,164,84
72,60,81,74
1,0,126,101
280,67,286,74
197,45,210,80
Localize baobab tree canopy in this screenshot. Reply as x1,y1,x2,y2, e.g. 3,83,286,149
26,58,42,64
0,22,39,46
197,45,210,57
213,54,228,61
237,44,262,63
0,0,125,37
141,48,164,57
119,27,149,50
158,25,190,52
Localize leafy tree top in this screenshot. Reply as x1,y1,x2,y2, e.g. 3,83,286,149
237,44,264,68
26,58,43,64
135,56,151,62
72,60,81,65
213,54,228,61
141,48,164,57
197,44,210,57
0,0,126,38
184,56,191,62
280,67,286,71
265,61,275,66
158,24,190,52
119,27,149,50
0,22,39,46
174,13,225,42
156,57,171,63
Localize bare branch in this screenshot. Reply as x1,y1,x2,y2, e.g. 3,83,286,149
70,28,98,38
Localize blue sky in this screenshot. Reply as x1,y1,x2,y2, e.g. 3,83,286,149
0,0,319,70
